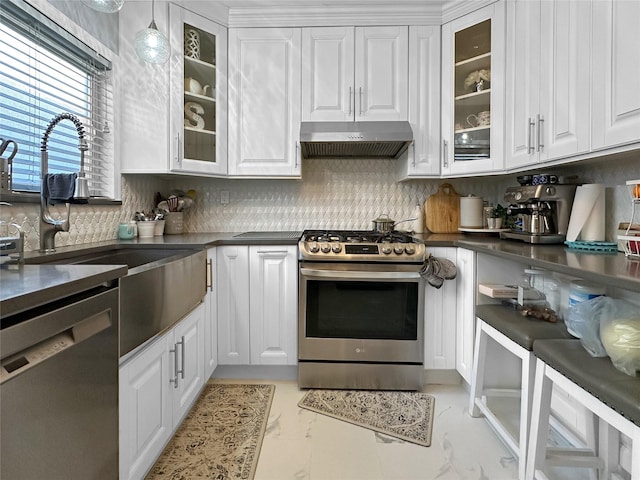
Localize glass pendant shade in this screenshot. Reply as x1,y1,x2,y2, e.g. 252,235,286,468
134,20,170,64
80,0,124,13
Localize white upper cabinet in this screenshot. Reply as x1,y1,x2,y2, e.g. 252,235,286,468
592,0,640,150
228,28,302,177
505,0,590,170
441,2,506,176
302,26,408,122
400,25,441,178
169,4,228,176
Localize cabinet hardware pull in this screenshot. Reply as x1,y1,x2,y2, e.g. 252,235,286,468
527,117,535,154
169,344,179,388
536,114,544,152
411,142,416,168
443,139,449,168
174,133,182,166
177,336,185,379
256,250,289,254
295,142,299,168
206,259,213,291
359,87,363,117
348,87,353,116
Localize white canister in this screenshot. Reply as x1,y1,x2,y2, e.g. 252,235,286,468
412,204,424,233
568,280,605,307
460,195,484,228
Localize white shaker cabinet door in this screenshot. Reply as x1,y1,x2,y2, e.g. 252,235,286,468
423,247,457,370
403,25,441,177
592,0,640,150
249,246,298,365
455,247,476,384
506,0,590,169
217,246,250,364
302,27,355,122
355,26,409,121
204,248,218,378
228,28,302,177
171,304,205,426
119,335,172,480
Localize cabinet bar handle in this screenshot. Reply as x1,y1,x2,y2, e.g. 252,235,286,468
295,142,299,168
527,117,535,154
175,133,182,166
443,139,449,168
206,259,213,292
169,343,179,388
177,336,185,379
348,87,353,116
536,114,544,152
256,250,289,254
359,87,363,117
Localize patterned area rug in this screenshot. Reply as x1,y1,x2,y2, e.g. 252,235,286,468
298,389,435,447
146,383,275,480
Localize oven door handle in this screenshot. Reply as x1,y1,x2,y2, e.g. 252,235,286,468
300,267,421,280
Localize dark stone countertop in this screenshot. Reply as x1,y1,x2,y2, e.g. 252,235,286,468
5,230,640,314
1,264,127,318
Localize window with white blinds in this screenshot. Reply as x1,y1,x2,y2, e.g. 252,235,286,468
0,0,114,197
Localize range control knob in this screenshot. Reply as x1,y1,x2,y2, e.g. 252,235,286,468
331,243,342,253
309,242,320,253
394,244,404,255
382,245,392,254
515,192,523,201
404,245,416,255
320,243,331,253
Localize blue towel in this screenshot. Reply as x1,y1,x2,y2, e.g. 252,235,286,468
43,173,77,205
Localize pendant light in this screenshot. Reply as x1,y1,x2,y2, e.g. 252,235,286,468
80,0,124,13
134,0,170,65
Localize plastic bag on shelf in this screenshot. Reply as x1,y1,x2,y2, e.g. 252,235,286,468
565,296,608,357
599,298,640,377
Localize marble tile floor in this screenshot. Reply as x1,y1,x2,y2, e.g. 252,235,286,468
249,381,522,480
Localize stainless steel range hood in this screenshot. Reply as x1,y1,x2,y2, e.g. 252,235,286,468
299,121,413,159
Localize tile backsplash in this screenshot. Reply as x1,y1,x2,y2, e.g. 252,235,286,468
2,153,637,252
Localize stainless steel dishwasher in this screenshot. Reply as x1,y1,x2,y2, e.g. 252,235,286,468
0,284,119,480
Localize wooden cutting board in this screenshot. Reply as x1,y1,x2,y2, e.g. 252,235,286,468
424,183,460,233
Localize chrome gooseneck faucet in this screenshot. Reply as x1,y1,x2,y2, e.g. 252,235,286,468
39,113,89,253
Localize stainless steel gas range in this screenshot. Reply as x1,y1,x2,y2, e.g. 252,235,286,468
297,230,426,391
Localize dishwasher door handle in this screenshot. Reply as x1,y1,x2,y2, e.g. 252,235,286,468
0,299,114,385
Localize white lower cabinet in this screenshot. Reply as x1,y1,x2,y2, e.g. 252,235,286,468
217,245,298,365
455,247,476,383
204,247,218,378
424,247,457,370
119,304,205,480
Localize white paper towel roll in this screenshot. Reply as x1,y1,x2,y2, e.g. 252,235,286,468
566,184,605,242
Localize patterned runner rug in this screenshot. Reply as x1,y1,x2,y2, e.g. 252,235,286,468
298,389,435,447
146,383,275,480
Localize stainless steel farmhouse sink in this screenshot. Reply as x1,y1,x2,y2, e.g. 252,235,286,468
26,247,207,357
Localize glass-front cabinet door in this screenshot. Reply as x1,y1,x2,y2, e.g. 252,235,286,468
441,2,504,176
169,4,227,176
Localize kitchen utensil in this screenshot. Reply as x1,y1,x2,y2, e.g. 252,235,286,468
166,195,179,212
372,214,395,232
424,183,461,233
372,214,417,233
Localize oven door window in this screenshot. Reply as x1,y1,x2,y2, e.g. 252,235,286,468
305,280,418,340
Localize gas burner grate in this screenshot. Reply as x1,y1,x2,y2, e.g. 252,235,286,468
301,230,416,244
